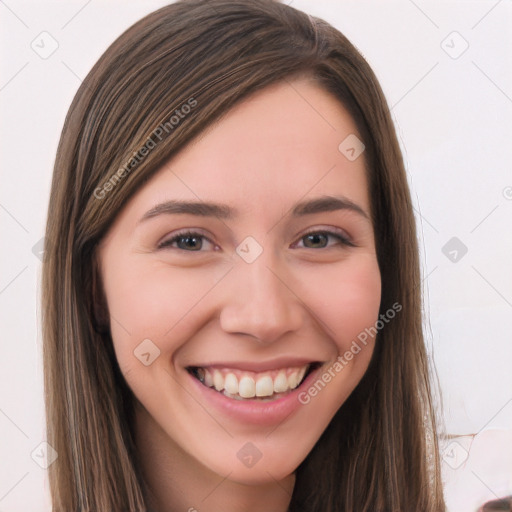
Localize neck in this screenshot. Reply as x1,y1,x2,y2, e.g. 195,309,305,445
134,402,295,512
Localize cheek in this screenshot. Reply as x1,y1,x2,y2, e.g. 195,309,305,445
102,257,227,371
303,255,382,352
104,252,381,370
290,256,381,430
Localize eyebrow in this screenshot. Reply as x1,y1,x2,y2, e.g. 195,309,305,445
139,195,370,223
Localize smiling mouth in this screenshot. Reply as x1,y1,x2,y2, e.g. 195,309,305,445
187,362,321,402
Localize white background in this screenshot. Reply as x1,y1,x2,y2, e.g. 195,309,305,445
1,1,511,511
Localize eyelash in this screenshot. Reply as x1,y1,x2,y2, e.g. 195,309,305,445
157,228,356,251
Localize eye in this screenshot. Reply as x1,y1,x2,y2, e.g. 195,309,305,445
157,227,356,253
157,230,216,252
293,228,356,249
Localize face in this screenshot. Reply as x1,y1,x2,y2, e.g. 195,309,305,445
98,78,381,484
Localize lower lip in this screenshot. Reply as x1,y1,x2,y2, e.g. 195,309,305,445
186,365,323,426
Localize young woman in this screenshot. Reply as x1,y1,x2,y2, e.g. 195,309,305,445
42,0,447,510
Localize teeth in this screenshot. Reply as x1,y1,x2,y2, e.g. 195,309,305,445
224,373,238,394
196,367,205,383
255,376,274,397
191,364,311,399
288,371,299,389
297,366,307,383
213,370,224,391
204,370,213,387
239,376,256,398
273,371,288,393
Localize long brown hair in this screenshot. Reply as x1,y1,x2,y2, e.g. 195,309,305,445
42,0,446,510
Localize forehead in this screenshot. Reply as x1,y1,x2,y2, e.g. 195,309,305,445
120,78,369,225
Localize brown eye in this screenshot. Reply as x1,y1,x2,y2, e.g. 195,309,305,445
295,229,356,249
303,232,329,249
158,231,215,252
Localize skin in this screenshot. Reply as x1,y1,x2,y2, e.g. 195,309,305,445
98,77,382,512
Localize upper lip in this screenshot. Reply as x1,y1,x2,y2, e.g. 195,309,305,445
187,357,321,373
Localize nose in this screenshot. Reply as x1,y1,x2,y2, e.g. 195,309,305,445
219,251,304,344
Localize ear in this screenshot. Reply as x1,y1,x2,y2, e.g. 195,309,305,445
91,251,110,334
